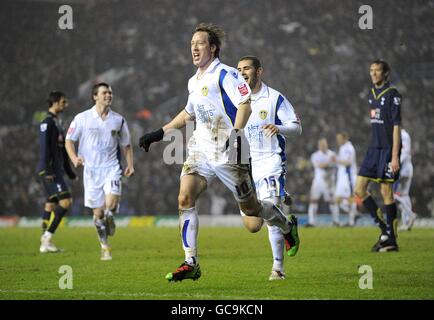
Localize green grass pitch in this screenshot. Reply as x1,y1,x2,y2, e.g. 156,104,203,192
0,226,433,300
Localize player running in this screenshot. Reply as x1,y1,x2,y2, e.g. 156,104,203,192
394,128,417,231
37,91,76,253
333,132,360,226
355,60,402,252
237,56,301,280
139,23,299,282
306,138,337,227
65,83,135,261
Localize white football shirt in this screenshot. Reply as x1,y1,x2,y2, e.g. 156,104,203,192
184,58,251,162
400,128,413,177
245,82,300,165
336,141,357,181
311,149,336,182
66,106,131,168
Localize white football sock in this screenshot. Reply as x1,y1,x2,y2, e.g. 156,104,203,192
267,224,284,272
308,203,318,224
94,216,108,245
331,203,340,224
395,194,412,225
349,202,358,225
179,207,199,264
401,195,414,224
43,231,53,239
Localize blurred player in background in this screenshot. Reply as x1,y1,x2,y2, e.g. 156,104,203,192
65,83,135,261
394,127,417,231
139,23,299,282
37,91,76,253
307,138,337,227
237,56,302,280
355,60,401,252
333,132,360,226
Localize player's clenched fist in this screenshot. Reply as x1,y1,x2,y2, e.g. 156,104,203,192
124,166,135,177
72,156,84,168
139,128,164,152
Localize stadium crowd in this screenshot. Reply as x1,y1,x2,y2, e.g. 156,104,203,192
1,0,433,216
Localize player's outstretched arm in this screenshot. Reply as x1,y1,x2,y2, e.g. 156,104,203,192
139,109,192,152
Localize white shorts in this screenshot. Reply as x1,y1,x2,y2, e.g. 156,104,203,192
335,173,356,198
255,173,286,202
310,178,333,202
83,165,122,209
181,151,254,202
250,154,286,201
394,174,413,196
400,161,413,179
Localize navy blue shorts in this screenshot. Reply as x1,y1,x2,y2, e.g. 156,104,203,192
358,147,399,183
39,174,71,202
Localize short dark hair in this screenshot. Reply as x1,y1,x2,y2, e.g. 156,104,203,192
47,91,66,107
194,23,225,58
371,59,391,80
337,132,349,139
239,55,262,70
92,82,110,102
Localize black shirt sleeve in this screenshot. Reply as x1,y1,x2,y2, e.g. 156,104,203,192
390,89,402,126
39,118,54,176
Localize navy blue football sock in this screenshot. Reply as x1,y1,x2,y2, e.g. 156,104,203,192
42,209,51,221
385,203,398,243
42,209,52,232
363,196,388,234
47,206,67,234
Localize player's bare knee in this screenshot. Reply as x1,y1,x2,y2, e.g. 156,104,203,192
354,186,367,200
107,202,118,212
44,202,56,212
242,217,263,233
59,198,72,209
178,193,194,210
93,208,104,219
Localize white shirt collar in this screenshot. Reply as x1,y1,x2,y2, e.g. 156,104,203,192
91,105,111,119
195,58,221,78
251,82,269,101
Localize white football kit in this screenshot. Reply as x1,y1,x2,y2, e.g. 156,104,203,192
335,141,357,198
309,149,336,201
394,128,416,228
66,106,131,208
182,58,254,202
245,82,301,201
395,129,413,195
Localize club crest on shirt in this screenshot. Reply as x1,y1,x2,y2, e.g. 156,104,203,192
40,123,47,132
201,86,209,96
111,130,121,137
259,110,268,120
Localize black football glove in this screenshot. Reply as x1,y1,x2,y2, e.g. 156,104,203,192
139,128,164,152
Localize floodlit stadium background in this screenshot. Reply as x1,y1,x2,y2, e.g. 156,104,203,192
1,0,433,223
